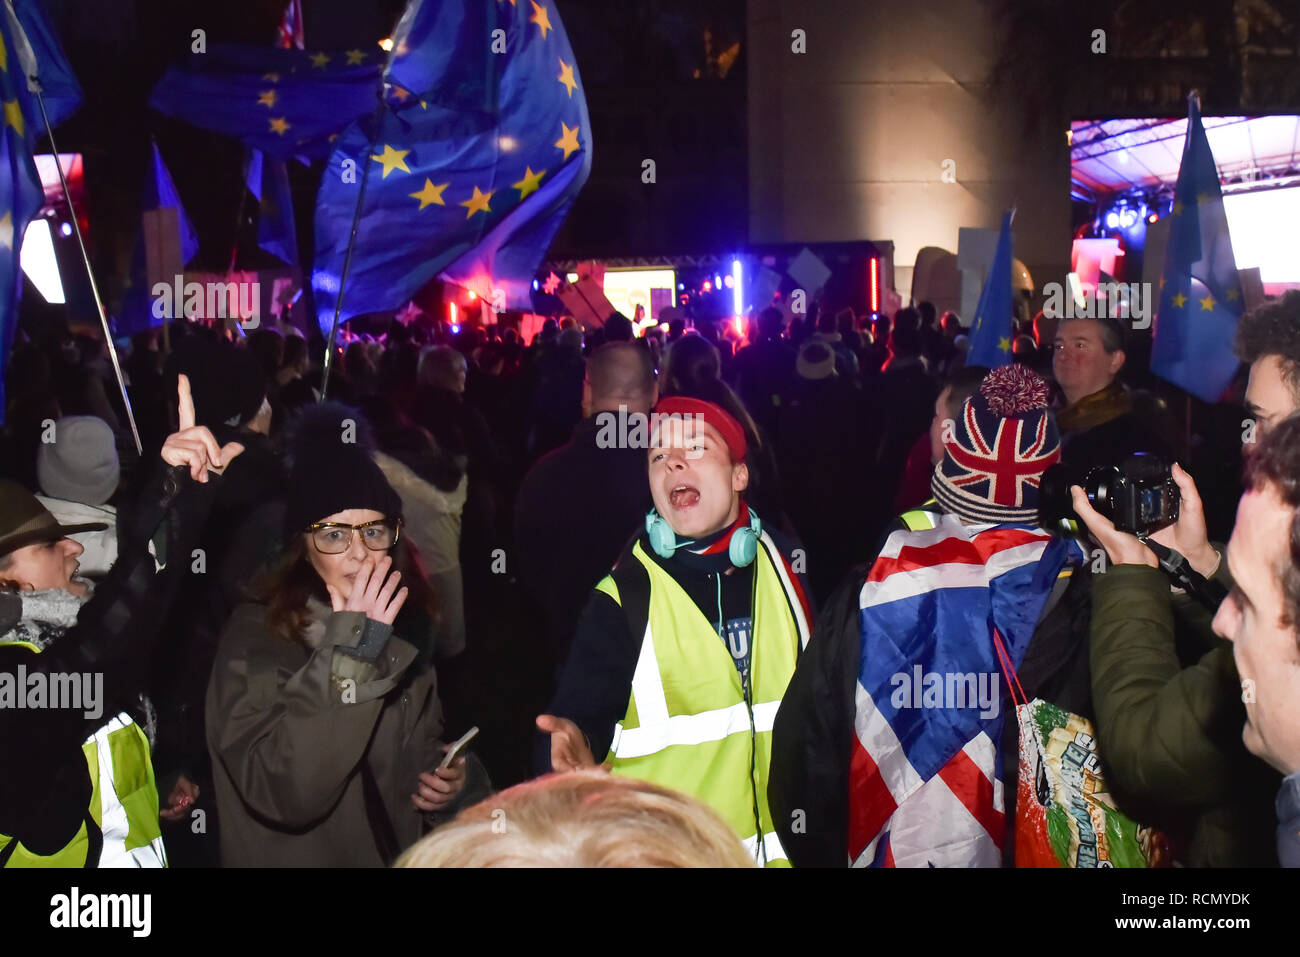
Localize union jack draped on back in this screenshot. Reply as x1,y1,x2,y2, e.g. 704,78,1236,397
847,513,1080,867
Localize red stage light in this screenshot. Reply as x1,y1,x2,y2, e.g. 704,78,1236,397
869,258,879,313
702,281,712,292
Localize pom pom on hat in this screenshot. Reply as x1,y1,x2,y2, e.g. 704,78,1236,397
979,364,1051,418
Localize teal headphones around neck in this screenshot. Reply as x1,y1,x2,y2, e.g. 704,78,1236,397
644,507,762,568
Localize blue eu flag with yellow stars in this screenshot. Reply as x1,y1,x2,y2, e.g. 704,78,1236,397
0,0,72,422
966,210,1015,369
1152,95,1244,403
312,0,593,333
246,148,299,265
149,44,382,160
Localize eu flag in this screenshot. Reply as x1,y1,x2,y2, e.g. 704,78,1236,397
117,142,200,336
966,211,1014,368
311,0,592,333
1152,96,1244,403
149,44,382,160
0,1,64,421
245,148,299,265
10,0,81,128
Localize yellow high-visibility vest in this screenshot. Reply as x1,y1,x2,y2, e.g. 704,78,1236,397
598,534,810,867
0,640,166,868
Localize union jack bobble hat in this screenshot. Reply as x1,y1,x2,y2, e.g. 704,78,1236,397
930,365,1061,524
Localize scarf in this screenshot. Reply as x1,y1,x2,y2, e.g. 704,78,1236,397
671,501,754,574
1056,381,1132,433
0,585,90,651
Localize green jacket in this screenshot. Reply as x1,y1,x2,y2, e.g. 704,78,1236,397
1090,560,1279,866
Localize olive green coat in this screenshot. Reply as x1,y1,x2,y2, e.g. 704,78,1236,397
1090,561,1278,866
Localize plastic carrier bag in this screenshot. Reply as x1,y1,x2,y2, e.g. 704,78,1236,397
1013,699,1171,868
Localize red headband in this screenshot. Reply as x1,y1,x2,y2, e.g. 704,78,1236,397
652,397,748,462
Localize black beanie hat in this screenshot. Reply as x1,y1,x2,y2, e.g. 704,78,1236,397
282,401,402,538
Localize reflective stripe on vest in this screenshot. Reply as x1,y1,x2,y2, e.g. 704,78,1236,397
899,508,939,531
93,714,166,868
603,537,801,867
0,637,166,867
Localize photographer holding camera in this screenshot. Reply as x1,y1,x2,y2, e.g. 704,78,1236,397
1071,456,1279,866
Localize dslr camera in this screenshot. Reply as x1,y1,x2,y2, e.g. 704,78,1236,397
1039,452,1180,536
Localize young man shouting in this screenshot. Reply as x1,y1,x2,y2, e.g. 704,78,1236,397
536,396,813,866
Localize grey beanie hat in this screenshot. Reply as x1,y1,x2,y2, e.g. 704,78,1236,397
36,416,120,506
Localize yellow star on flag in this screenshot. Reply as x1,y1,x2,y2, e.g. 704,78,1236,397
530,1,552,38
262,72,281,83
1200,293,1216,311
998,336,1011,353
461,185,495,218
1171,292,1187,308
1171,200,1184,216
390,85,411,102
310,52,331,68
345,49,367,65
0,212,12,250
498,0,517,5
1197,192,1212,205
409,179,449,210
557,59,577,97
1226,287,1240,301
555,122,580,161
268,116,291,135
512,166,546,199
371,144,411,178
0,35,7,71
257,90,278,108
3,98,21,135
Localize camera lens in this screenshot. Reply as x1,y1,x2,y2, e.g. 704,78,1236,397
1083,466,1121,521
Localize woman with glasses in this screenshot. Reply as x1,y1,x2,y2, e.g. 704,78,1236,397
205,403,489,867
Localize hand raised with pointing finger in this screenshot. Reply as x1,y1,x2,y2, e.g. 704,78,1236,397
160,374,245,483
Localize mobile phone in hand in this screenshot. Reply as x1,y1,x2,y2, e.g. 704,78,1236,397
438,726,480,770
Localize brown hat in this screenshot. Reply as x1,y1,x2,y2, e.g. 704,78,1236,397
0,479,108,558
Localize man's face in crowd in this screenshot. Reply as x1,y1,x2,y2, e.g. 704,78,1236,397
1,538,88,598
649,419,747,540
1052,319,1125,405
929,385,954,465
1213,484,1300,775
1245,355,1297,438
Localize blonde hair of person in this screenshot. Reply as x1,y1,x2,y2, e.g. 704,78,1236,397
396,770,757,868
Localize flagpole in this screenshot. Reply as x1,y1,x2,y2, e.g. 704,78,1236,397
33,91,143,455
320,101,384,401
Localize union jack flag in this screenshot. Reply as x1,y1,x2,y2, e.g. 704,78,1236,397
848,513,1079,867
277,0,305,50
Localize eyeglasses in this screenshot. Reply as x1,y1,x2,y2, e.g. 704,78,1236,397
306,519,401,554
